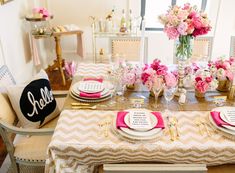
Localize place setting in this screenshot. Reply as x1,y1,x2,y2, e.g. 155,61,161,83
113,109,165,141
209,107,235,139
69,77,114,103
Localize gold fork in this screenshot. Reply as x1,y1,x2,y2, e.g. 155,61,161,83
71,105,97,110
195,117,204,136
200,117,211,137
172,117,180,138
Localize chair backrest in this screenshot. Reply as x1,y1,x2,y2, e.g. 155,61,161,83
191,36,213,62
0,65,17,125
230,36,235,57
110,37,148,62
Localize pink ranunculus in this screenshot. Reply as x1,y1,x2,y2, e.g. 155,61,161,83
192,17,203,29
226,70,234,81
141,72,150,84
164,72,177,87
195,80,209,93
195,76,202,82
223,61,231,70
205,76,212,83
177,22,188,35
156,65,168,76
164,27,180,40
192,63,200,72
229,57,235,64
186,22,195,34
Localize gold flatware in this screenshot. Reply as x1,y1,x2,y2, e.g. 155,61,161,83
200,117,211,137
71,102,90,106
167,116,176,141
172,117,180,138
195,118,204,136
71,105,97,110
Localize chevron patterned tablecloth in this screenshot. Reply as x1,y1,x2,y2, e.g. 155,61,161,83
46,109,235,173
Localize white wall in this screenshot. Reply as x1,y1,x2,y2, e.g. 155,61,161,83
0,0,35,83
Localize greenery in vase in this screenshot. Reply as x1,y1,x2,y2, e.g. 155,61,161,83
176,35,193,60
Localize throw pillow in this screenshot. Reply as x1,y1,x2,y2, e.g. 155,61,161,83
7,70,60,128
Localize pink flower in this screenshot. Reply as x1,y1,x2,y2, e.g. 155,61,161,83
164,72,177,87
65,61,77,78
195,76,202,82
150,59,161,70
195,80,209,93
192,17,203,29
182,3,191,10
226,70,234,81
192,27,211,37
205,76,212,83
156,65,168,76
229,57,235,64
177,22,188,35
184,66,192,75
164,27,180,40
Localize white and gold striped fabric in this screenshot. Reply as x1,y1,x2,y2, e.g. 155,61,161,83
76,63,111,77
46,110,235,173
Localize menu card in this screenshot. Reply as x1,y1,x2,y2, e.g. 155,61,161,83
223,109,235,124
129,110,151,130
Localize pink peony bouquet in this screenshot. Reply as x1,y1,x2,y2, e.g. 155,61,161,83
208,57,235,81
33,7,50,18
159,3,211,39
194,69,218,93
121,64,141,86
141,59,178,90
159,3,211,59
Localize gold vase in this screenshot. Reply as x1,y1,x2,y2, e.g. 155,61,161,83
126,84,135,90
216,79,231,92
195,90,205,98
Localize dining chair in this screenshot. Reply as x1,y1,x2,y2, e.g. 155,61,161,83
191,36,213,62
109,37,148,63
0,65,66,173
101,164,207,173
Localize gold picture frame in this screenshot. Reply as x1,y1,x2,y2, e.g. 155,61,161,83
0,0,13,5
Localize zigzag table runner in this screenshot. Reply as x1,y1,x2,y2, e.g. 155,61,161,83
46,110,235,173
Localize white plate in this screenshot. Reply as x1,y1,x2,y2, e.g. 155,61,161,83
124,112,158,131
209,112,235,136
78,80,104,93
71,82,110,99
221,109,235,126
212,107,235,126
70,91,111,103
113,117,162,141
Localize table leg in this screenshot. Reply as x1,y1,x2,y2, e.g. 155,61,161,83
54,36,66,86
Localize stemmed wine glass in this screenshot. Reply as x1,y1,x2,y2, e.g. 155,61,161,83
164,86,177,113
152,77,164,109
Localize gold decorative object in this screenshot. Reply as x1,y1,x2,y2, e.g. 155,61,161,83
228,86,235,100
71,105,97,110
216,79,231,92
126,84,135,90
150,89,163,97
195,90,205,98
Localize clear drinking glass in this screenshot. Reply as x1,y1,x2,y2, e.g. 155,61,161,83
152,77,164,109
164,86,177,112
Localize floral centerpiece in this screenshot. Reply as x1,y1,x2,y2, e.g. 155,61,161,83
194,69,218,97
141,59,178,96
122,63,141,89
159,3,211,60
208,57,235,91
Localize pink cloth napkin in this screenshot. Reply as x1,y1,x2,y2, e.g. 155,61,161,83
116,111,165,129
79,92,101,98
210,111,235,127
83,78,103,83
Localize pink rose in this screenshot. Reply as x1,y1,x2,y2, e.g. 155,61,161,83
192,17,203,29
183,3,191,10
195,80,209,93
205,76,212,83
141,72,150,84
156,65,168,76
164,27,180,40
151,59,161,71
192,27,211,37
195,76,202,82
164,72,177,87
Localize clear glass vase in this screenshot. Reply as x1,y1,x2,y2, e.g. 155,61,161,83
176,35,193,61
176,35,193,91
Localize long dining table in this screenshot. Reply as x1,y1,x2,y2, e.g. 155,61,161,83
45,63,235,173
